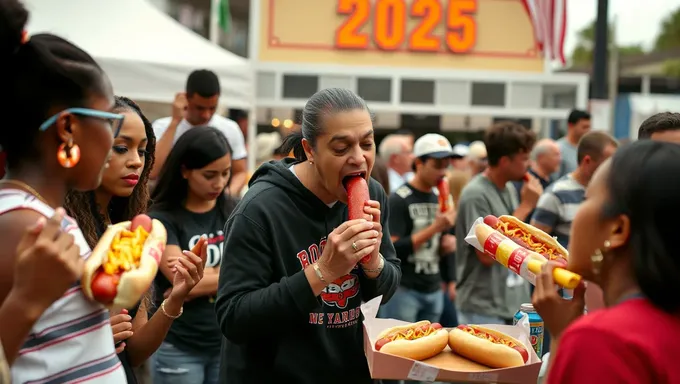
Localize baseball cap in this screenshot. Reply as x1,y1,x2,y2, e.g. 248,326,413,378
452,144,470,159
413,133,454,158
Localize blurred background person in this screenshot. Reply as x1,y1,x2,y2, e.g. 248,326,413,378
554,109,591,179
467,140,488,175
450,144,470,171
512,138,561,223
379,133,414,192
638,111,680,144
371,157,391,195
151,70,248,196
241,132,283,197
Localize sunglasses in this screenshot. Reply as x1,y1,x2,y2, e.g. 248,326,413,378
39,108,125,138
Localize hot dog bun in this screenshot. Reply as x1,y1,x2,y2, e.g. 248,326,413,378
376,321,448,361
498,215,568,259
448,325,527,368
82,218,167,310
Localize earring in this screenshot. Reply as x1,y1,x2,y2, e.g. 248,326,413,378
57,138,80,168
590,240,611,275
309,160,314,165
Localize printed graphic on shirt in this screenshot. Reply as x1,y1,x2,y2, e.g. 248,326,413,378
188,230,225,268
296,237,363,329
408,203,441,275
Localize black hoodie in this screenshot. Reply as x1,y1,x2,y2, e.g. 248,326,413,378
215,158,401,384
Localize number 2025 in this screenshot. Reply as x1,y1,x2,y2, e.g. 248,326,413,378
335,0,478,53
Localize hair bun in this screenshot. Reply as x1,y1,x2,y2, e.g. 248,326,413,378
0,0,29,58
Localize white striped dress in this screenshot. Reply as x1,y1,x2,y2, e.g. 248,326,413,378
0,189,126,383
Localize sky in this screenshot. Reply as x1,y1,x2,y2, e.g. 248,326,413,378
564,0,680,56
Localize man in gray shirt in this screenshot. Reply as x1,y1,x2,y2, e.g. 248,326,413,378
554,110,591,179
455,121,542,324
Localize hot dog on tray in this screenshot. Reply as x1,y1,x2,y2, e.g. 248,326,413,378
483,215,567,266
448,325,529,369
374,321,448,361
82,214,167,310
475,222,581,289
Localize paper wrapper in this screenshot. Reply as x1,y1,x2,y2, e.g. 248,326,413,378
362,296,541,383
465,217,541,286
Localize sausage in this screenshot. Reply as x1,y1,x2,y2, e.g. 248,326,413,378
437,178,450,213
130,214,153,232
345,176,371,263
483,215,533,250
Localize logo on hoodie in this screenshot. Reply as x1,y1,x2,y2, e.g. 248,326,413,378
297,237,363,328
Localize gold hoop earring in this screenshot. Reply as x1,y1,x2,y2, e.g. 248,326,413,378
591,240,611,275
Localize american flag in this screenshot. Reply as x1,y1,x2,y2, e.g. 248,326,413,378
522,0,568,65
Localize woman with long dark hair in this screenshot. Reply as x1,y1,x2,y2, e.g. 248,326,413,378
0,0,126,381
65,96,206,383
534,140,680,383
215,88,401,383
150,126,236,384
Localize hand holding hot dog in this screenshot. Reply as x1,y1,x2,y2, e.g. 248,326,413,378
532,261,586,339
316,219,379,282
433,208,455,232
12,208,83,315
110,308,133,354
168,237,207,302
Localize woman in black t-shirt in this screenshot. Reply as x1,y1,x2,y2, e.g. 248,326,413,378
65,97,206,384
149,126,237,384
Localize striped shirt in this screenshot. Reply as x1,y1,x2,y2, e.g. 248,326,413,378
0,190,126,384
530,174,585,248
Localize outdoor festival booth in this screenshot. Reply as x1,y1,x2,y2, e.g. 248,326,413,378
24,0,254,113
249,0,589,145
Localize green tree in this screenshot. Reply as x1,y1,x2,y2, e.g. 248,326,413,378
570,21,644,67
654,8,680,51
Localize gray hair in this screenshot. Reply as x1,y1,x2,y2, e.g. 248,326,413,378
379,134,408,162
530,139,557,161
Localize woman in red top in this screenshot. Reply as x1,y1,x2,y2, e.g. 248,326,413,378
534,140,680,384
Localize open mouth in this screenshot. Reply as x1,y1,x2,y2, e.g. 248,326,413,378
342,171,367,190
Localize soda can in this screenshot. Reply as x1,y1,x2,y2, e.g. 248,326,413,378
513,303,544,358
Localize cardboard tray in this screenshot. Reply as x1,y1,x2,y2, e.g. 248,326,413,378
362,297,542,383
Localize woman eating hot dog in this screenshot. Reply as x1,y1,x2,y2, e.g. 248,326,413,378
215,88,401,384
149,126,236,384
533,140,680,384
0,0,126,381
65,96,206,383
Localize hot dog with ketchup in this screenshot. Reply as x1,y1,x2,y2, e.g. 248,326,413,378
82,214,167,310
483,215,567,266
344,175,371,263
436,177,450,213
375,320,448,361
448,325,529,368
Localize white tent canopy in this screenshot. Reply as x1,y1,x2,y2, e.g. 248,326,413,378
24,0,253,109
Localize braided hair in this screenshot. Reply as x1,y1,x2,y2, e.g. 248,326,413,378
65,96,156,248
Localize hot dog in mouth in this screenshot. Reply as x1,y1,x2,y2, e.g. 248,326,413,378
82,214,167,310
375,320,448,361
344,174,371,264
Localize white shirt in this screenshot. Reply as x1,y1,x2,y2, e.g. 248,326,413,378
153,115,248,160
388,168,413,194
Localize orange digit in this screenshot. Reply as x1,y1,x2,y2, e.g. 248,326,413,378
335,0,371,49
373,0,407,51
445,0,477,53
409,0,443,52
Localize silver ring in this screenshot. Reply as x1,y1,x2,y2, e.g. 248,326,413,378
352,242,358,251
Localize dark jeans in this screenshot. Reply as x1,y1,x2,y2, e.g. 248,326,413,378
439,290,458,327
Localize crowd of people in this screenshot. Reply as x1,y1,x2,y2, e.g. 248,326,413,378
1,0,680,383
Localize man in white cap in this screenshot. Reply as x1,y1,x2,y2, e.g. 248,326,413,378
381,133,457,329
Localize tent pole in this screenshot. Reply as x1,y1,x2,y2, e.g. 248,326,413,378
209,0,219,44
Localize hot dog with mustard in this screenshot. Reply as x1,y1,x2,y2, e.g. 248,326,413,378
374,320,448,361
82,214,167,310
448,325,529,368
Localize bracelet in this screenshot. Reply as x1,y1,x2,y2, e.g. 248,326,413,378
160,299,183,319
361,254,385,274
312,263,327,284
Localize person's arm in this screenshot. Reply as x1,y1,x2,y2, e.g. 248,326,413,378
360,186,401,303
547,328,652,384
530,192,561,235
223,120,248,196
123,296,183,367
150,119,181,180
215,213,322,344
0,211,46,364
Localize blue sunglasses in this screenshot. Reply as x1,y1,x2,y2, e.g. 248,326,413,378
39,108,125,138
